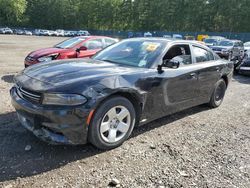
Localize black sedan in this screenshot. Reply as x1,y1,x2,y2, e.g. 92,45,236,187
238,50,250,76
10,38,233,149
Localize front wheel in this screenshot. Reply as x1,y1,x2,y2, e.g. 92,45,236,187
208,79,227,108
88,96,136,150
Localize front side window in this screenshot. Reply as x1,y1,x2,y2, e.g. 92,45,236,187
55,37,88,49
83,39,103,50
163,44,192,65
193,46,214,63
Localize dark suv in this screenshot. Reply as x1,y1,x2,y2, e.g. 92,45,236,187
210,40,244,60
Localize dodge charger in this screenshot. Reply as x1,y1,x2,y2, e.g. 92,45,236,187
10,38,233,149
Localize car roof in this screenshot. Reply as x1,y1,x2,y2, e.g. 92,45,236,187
77,36,115,39
124,37,207,45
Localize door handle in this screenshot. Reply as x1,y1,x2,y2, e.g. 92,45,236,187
215,67,220,72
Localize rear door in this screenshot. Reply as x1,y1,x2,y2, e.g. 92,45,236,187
191,45,222,100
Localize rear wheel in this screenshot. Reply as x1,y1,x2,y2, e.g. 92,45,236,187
209,79,227,108
88,96,136,150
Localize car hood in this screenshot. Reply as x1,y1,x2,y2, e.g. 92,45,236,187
28,47,69,58
205,43,214,46
211,46,232,50
17,58,142,91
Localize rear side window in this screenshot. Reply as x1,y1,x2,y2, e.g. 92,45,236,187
83,39,103,50
193,46,214,63
104,38,117,47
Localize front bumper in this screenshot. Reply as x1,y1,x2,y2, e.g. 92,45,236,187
239,66,250,76
10,87,90,145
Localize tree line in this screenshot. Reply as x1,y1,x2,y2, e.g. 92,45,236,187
0,0,250,32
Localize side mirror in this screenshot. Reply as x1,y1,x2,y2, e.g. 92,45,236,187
76,46,87,52
164,59,180,69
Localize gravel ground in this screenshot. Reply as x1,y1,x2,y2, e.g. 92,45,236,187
0,35,249,188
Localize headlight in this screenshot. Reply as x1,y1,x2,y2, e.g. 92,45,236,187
42,93,87,106
222,49,229,54
38,53,59,62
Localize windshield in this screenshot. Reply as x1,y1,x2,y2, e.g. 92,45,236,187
244,42,250,47
93,39,166,68
204,38,217,44
55,37,87,49
218,40,233,46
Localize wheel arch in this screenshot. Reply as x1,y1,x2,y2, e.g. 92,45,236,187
221,75,229,88
93,90,144,126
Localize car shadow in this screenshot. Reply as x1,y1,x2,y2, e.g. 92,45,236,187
1,74,15,83
0,105,210,182
233,74,250,84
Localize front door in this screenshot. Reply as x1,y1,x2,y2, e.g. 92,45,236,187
77,38,104,58
141,44,200,121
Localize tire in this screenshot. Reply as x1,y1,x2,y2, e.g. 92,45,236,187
208,79,227,108
88,96,136,150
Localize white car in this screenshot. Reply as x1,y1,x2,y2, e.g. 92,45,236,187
56,29,64,36
40,30,50,36
144,32,152,37
24,30,32,35
77,30,90,36
244,42,250,51
0,27,13,34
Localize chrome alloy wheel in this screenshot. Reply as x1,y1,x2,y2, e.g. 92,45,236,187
100,105,131,143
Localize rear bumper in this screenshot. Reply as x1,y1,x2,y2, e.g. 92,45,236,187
10,87,90,145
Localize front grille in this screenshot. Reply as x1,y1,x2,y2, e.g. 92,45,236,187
213,48,222,52
25,56,35,62
16,85,42,104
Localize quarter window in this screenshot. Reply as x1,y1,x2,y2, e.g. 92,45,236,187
193,46,214,63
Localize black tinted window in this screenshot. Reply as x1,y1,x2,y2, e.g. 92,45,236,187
193,46,214,63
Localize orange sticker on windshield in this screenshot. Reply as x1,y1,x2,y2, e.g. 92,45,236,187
146,43,159,51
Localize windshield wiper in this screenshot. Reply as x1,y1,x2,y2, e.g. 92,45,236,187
101,59,118,64
55,46,63,49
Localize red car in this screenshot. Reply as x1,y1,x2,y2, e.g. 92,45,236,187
24,36,118,67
